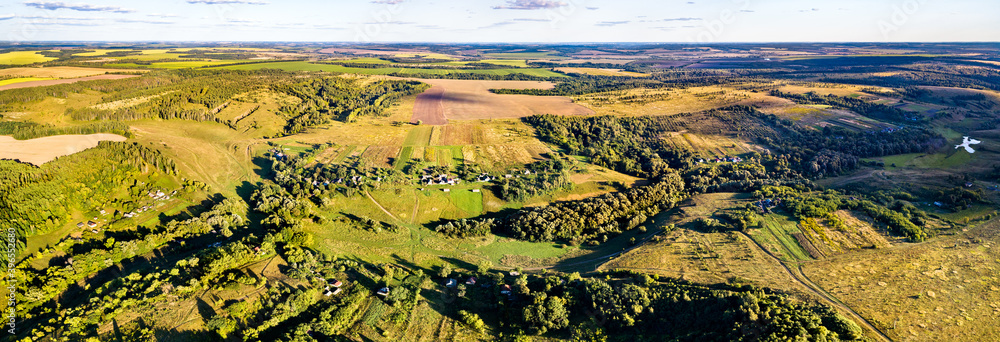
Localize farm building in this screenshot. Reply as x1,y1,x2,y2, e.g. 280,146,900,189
86,221,97,228
76,222,84,228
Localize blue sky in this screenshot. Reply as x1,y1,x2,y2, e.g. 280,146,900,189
0,0,997,42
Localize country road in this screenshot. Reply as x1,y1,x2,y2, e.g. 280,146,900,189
737,231,893,342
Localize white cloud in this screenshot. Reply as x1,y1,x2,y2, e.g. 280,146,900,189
493,0,566,10
186,0,268,5
23,1,134,13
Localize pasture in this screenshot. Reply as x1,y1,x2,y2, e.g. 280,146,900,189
803,218,1000,341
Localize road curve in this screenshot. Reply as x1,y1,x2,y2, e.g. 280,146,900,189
737,231,893,342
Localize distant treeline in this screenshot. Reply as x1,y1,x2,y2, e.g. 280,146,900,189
385,71,558,81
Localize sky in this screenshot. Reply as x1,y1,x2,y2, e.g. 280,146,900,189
0,0,997,42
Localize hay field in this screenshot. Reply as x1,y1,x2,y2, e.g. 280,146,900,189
0,133,127,165
410,79,594,120
803,218,1000,341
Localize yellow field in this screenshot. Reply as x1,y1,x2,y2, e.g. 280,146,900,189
574,86,759,117
0,77,55,86
0,51,57,65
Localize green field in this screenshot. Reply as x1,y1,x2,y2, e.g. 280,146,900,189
751,215,812,262
449,189,483,214
881,150,975,169
210,61,567,77
0,77,56,86
0,51,57,65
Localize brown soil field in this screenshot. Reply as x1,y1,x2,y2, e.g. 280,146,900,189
0,133,127,165
408,79,594,122
0,66,147,78
0,74,139,91
411,86,447,125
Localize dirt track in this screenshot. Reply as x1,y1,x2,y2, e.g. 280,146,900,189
0,74,139,91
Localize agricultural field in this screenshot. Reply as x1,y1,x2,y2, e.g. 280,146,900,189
0,51,57,65
0,66,146,78
573,85,759,116
0,74,139,91
211,61,567,77
409,78,593,120
0,133,127,165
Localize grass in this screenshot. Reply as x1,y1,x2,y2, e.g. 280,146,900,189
0,51,57,65
881,150,975,170
403,126,434,146
752,214,811,262
802,218,1000,341
449,189,483,215
0,77,56,86
209,61,568,77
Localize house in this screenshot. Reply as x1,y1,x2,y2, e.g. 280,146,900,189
330,280,343,288
504,174,513,179
465,277,477,285
445,279,457,288
509,271,520,276
377,287,390,296
332,288,342,295
87,221,97,228
500,284,512,295
76,222,84,228
965,182,974,188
